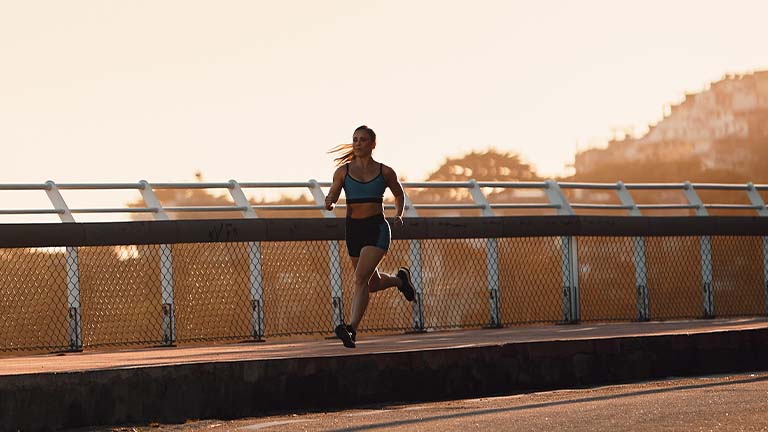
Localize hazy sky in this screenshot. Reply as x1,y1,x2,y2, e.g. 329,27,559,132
2,0,767,216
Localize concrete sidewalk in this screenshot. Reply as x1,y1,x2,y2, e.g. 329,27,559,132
1,318,767,432
2,317,766,376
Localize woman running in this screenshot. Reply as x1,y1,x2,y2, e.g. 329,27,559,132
325,125,416,348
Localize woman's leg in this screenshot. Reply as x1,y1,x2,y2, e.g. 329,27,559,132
351,257,386,292
349,246,387,331
350,258,398,295
364,217,413,298
367,269,402,293
358,262,415,299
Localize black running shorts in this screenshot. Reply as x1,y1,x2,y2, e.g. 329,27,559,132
345,213,391,257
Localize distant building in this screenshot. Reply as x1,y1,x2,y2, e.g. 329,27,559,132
574,70,768,175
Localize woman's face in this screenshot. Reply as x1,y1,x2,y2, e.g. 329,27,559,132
352,130,375,156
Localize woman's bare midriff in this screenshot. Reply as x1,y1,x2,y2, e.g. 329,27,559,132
346,202,384,219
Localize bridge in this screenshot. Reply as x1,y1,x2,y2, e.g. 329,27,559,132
0,179,767,430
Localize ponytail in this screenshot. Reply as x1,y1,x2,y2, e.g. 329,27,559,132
328,143,354,167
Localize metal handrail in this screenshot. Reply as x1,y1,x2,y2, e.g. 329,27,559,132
69,208,158,214
0,179,766,222
636,204,701,210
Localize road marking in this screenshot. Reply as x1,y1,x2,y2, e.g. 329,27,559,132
238,419,317,430
345,409,392,417
344,405,427,417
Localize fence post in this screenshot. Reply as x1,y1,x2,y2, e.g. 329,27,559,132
228,180,265,341
159,244,175,345
764,237,768,317
545,180,579,323
309,180,345,329
616,181,649,321
140,181,176,344
469,180,501,328
403,192,425,332
64,247,83,351
45,181,83,351
683,181,714,318
745,182,768,316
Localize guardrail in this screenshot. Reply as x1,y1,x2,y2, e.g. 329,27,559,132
1,180,767,221
2,216,768,355
1,180,767,355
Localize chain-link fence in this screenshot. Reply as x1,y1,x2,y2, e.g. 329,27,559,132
1,217,767,354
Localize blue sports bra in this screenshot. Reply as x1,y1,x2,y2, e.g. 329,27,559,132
343,163,387,204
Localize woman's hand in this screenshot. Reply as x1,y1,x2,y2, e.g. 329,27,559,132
324,196,335,211
394,215,404,227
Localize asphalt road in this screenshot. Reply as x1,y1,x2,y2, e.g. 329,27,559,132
88,371,768,432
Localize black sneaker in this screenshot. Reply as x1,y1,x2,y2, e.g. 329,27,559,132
345,324,357,343
334,323,356,348
397,267,416,302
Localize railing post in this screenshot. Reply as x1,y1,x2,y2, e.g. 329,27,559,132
545,180,579,323
559,235,580,323
246,241,265,341
140,181,176,344
616,181,649,321
745,182,768,316
45,181,83,350
683,181,714,318
228,180,265,341
45,180,75,223
139,180,169,221
403,192,425,332
65,246,83,351
309,179,345,329
764,237,768,317
469,180,501,328
159,244,175,345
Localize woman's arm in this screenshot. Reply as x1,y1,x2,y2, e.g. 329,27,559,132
383,165,405,224
325,166,345,210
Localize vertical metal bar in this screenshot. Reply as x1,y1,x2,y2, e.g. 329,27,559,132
45,180,75,222
683,181,714,318
745,183,768,217
47,181,83,349
48,180,82,349
571,238,580,322
700,236,714,318
247,241,265,341
546,180,579,323
159,244,175,345
544,179,574,216
328,241,344,327
469,180,501,327
139,180,169,220
682,181,709,217
141,180,176,343
559,236,580,323
485,238,502,327
616,181,641,216
408,239,425,331
403,191,426,332
227,179,259,219
309,180,345,328
308,179,336,218
764,237,768,317
617,181,649,321
65,246,82,351
633,237,649,321
228,180,266,340
745,182,768,316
